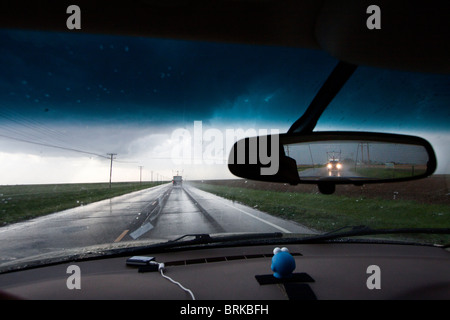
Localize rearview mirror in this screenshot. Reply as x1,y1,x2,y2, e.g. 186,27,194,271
228,132,437,194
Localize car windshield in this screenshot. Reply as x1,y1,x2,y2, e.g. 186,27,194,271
0,29,449,268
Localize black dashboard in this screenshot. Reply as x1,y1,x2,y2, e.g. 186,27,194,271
1,242,449,301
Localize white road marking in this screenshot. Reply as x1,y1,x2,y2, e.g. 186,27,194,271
129,222,154,240
215,198,292,233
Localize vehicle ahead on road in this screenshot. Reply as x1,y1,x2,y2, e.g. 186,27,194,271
172,175,183,187
0,1,449,305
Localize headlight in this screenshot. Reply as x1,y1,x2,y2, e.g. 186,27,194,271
336,163,342,169
327,163,332,169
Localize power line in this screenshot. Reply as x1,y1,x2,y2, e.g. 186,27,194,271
0,106,99,153
0,133,110,159
0,106,112,160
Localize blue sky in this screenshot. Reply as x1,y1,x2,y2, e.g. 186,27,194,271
0,29,448,184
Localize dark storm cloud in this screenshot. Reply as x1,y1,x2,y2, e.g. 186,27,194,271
319,66,450,131
0,29,336,125
0,29,448,183
0,28,448,131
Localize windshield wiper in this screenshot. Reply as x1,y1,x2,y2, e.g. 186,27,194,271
161,232,283,248
289,225,450,244
2,228,447,274
0,232,285,274
136,227,450,252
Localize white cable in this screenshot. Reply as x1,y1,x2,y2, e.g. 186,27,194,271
158,263,196,300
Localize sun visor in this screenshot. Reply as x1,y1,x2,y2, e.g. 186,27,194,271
315,0,450,73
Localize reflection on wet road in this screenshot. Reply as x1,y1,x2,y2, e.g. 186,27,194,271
299,166,362,179
144,187,224,238
0,183,315,265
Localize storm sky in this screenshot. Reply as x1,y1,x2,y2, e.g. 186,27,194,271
0,29,448,184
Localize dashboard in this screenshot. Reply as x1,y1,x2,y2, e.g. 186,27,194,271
0,242,449,301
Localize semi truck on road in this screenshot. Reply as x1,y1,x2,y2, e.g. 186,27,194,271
173,175,182,187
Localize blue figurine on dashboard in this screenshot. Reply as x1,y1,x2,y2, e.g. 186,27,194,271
271,247,296,279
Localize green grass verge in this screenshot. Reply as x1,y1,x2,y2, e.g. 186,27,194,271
0,182,165,226
192,182,450,245
353,167,427,179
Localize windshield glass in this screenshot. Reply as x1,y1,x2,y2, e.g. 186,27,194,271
0,29,449,268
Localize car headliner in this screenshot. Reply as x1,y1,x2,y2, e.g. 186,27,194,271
0,0,448,74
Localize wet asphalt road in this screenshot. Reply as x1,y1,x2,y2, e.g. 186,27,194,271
0,183,315,265
299,166,362,179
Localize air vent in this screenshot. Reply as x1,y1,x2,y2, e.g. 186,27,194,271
164,252,301,267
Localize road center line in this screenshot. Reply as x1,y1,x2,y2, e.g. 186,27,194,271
114,229,129,242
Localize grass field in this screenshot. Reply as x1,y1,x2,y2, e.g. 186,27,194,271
1,179,448,244
353,166,427,179
0,181,165,226
191,181,450,244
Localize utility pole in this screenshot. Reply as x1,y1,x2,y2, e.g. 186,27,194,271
139,166,143,184
107,153,117,188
